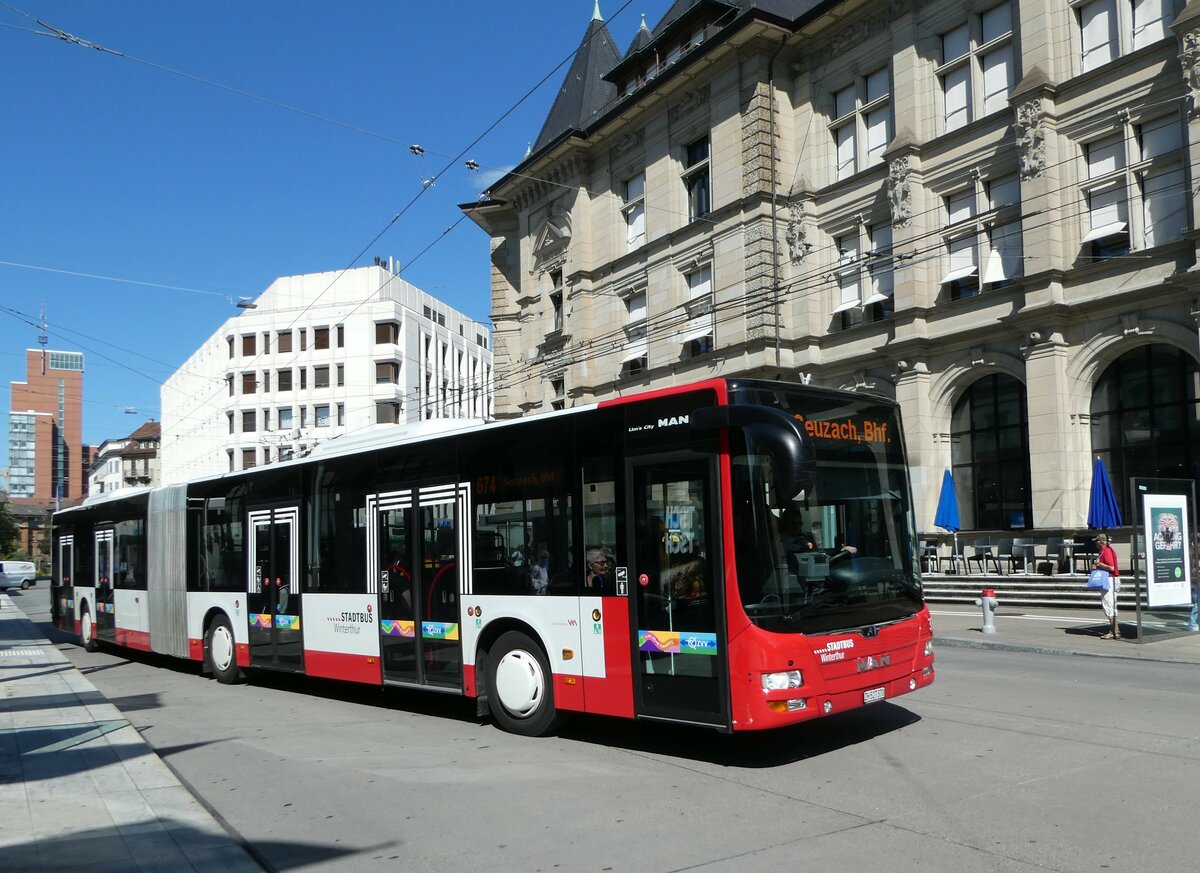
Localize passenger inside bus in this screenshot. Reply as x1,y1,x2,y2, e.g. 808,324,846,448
585,547,611,593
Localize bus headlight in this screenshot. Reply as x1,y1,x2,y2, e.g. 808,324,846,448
761,670,803,691
924,640,934,657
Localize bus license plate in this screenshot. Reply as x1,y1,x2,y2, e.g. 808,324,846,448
864,687,886,704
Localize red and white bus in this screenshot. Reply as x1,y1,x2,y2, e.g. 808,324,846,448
52,378,934,735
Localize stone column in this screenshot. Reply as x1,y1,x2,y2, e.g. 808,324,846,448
1024,333,1077,528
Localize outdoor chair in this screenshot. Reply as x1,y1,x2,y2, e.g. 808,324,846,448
944,538,967,575
1011,537,1035,574
1072,536,1097,574
1035,537,1065,575
994,538,1015,575
968,539,1001,575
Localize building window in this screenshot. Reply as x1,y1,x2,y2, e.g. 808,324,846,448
242,410,256,433
938,2,1015,134
277,330,293,353
278,369,293,391
241,372,257,394
227,336,234,359
314,327,330,350
1081,116,1185,260
1077,0,1170,73
336,364,344,386
622,171,646,250
278,407,293,430
830,67,891,182
226,375,234,397
300,407,308,428
300,328,307,351
242,334,255,356
315,404,330,427
951,374,1032,530
262,409,271,431
376,362,399,383
314,366,330,389
280,446,294,462
833,223,895,329
682,135,711,221
376,401,400,424
337,403,344,426
242,448,256,470
621,291,649,378
550,378,565,411
375,321,399,344
549,269,564,333
227,411,234,434
336,324,344,348
261,370,270,392
941,172,1023,298
680,265,715,357
1091,344,1200,521
262,332,270,354
300,368,308,390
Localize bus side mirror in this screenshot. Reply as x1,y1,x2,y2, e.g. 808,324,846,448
689,405,815,506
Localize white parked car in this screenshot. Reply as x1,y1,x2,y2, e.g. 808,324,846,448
0,561,38,590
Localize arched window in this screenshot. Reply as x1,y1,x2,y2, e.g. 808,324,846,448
951,374,1032,530
1090,344,1200,521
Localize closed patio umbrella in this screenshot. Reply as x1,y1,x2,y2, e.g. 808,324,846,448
934,470,961,571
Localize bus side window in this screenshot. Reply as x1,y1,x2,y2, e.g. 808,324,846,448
583,457,618,595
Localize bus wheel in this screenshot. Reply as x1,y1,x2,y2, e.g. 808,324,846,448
81,610,98,653
204,615,243,685
487,630,562,737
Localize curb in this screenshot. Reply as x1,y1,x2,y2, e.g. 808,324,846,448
934,634,1200,665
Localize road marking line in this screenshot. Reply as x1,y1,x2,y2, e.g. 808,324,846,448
931,610,1096,624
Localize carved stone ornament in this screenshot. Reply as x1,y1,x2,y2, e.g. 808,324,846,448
1181,30,1200,117
807,0,913,72
785,198,810,264
1014,100,1047,180
887,156,912,228
668,84,710,124
530,206,571,276
609,129,644,164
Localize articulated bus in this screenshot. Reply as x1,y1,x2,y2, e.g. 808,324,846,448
51,378,934,735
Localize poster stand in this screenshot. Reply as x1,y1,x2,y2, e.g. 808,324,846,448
1127,476,1196,644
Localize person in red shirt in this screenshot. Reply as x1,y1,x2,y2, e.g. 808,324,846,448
1093,533,1121,639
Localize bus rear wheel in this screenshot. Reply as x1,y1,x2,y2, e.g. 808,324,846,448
486,630,562,737
204,615,243,684
81,610,98,653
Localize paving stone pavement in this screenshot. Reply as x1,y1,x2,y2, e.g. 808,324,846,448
0,594,261,873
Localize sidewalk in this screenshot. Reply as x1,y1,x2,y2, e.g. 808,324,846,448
0,594,261,873
932,603,1200,664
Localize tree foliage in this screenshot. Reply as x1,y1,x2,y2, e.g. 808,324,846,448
0,502,19,556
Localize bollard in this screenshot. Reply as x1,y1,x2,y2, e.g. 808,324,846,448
974,588,998,634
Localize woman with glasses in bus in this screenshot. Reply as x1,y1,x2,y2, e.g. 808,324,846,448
585,548,612,593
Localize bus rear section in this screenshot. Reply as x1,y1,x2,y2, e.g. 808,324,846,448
722,382,934,729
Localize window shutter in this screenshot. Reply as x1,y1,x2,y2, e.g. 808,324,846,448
866,106,890,166
1139,116,1182,161
942,24,970,63
947,190,975,225
943,66,970,132
1087,185,1129,235
1087,134,1125,177
1132,0,1167,49
1142,167,1186,248
1081,0,1117,72
866,225,894,302
981,44,1013,115
984,221,1022,283
981,2,1013,43
836,124,856,179
834,236,861,312
626,203,645,247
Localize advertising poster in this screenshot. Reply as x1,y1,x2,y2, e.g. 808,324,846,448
1142,493,1191,607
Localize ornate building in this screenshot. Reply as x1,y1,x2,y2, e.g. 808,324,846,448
462,0,1200,537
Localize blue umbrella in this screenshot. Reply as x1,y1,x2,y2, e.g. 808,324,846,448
934,469,961,532
934,470,961,573
1087,457,1122,531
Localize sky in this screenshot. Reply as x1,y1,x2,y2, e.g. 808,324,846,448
0,0,670,483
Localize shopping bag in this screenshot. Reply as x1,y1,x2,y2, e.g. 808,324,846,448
1085,569,1110,590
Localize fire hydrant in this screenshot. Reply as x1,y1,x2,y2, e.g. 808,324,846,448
975,588,998,634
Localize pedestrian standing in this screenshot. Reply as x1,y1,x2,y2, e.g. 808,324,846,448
1093,533,1121,639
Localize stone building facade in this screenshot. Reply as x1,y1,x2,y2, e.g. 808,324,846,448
463,0,1200,537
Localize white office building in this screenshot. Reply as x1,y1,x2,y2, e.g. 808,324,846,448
160,263,492,484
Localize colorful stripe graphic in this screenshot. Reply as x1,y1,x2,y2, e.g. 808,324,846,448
275,614,300,630
679,633,718,655
638,630,680,653
380,620,416,637
104,603,115,614
421,622,459,641
249,613,272,629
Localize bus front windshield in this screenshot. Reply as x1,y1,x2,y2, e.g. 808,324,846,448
729,388,922,635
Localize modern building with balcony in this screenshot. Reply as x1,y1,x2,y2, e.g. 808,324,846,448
160,262,492,484
462,0,1200,541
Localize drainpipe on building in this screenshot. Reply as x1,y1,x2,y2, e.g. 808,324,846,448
769,34,786,368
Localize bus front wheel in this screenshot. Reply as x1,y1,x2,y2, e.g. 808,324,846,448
204,615,243,684
486,630,562,737
81,610,98,653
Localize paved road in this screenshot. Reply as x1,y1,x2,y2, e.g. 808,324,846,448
17,586,1200,873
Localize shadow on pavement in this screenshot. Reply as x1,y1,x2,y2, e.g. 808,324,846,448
560,701,921,767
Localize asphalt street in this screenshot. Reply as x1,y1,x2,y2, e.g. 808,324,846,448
13,584,1200,873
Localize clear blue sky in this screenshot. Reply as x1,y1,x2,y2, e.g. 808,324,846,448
0,0,667,482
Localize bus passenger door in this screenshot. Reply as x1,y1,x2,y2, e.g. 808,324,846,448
628,455,728,727
54,535,74,630
94,529,116,643
247,506,302,671
373,484,465,690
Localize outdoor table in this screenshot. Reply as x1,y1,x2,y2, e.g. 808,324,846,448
1014,542,1037,575
1059,540,1076,573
